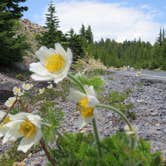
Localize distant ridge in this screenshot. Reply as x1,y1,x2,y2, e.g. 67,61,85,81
20,19,45,34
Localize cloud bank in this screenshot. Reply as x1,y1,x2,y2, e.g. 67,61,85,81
37,1,166,44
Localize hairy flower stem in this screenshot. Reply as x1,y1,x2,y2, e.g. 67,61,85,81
40,139,56,166
0,99,17,124
96,104,134,132
92,118,102,158
68,73,87,94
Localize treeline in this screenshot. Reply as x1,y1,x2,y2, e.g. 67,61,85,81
87,29,166,70
37,2,93,62
39,2,166,70
0,1,165,70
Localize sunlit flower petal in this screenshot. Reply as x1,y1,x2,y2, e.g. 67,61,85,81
68,85,99,128
22,83,33,91
38,88,45,94
29,43,73,83
4,97,16,108
47,83,53,89
67,88,86,103
13,87,23,97
1,113,42,153
136,71,141,77
0,111,14,137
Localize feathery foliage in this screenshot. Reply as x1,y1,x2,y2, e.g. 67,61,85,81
0,0,28,65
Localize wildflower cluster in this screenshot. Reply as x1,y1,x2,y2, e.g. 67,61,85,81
0,43,137,165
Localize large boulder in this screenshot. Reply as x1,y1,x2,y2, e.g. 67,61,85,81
0,73,22,104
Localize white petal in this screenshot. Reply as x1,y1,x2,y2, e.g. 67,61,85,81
0,111,15,121
88,95,100,106
17,129,42,153
0,111,5,118
13,113,42,128
31,74,52,81
0,126,8,138
84,85,96,97
27,114,41,128
53,76,65,83
36,47,57,65
12,112,30,120
48,48,55,55
79,117,93,129
17,137,35,153
66,48,73,64
29,62,49,76
68,89,86,103
53,71,68,83
2,120,23,144
79,121,87,129
34,129,42,143
55,43,66,57
36,46,49,62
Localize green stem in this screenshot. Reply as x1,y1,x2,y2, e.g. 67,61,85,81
68,73,87,94
92,118,102,157
96,104,133,131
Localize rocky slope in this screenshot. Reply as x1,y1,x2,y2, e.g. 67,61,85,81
19,19,45,65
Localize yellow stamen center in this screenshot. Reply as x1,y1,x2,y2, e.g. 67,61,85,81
78,97,94,118
0,116,11,128
45,54,65,73
19,120,37,138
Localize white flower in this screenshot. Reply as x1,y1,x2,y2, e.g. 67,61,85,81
29,43,73,83
13,87,23,97
0,111,15,138
1,112,42,153
38,88,45,94
47,83,53,89
68,85,99,128
136,71,141,77
22,83,33,91
5,97,16,108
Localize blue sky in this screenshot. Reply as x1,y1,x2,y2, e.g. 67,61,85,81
22,0,166,43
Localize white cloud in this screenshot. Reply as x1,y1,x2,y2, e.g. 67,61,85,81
36,1,166,44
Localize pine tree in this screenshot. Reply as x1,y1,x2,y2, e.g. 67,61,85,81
0,0,28,65
157,28,164,46
79,24,94,49
66,29,85,61
86,25,93,44
38,1,62,48
80,24,86,37
162,28,165,41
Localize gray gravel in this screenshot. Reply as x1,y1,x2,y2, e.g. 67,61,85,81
59,71,166,158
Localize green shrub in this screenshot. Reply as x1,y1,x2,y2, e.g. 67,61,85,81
47,132,163,166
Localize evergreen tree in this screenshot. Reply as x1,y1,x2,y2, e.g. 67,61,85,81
157,28,165,46
66,29,84,62
162,28,165,41
38,1,62,48
0,0,28,65
80,24,86,37
79,24,94,50
86,25,93,44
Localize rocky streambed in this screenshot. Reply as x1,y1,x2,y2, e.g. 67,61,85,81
0,70,166,165
103,71,166,156
59,71,166,157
